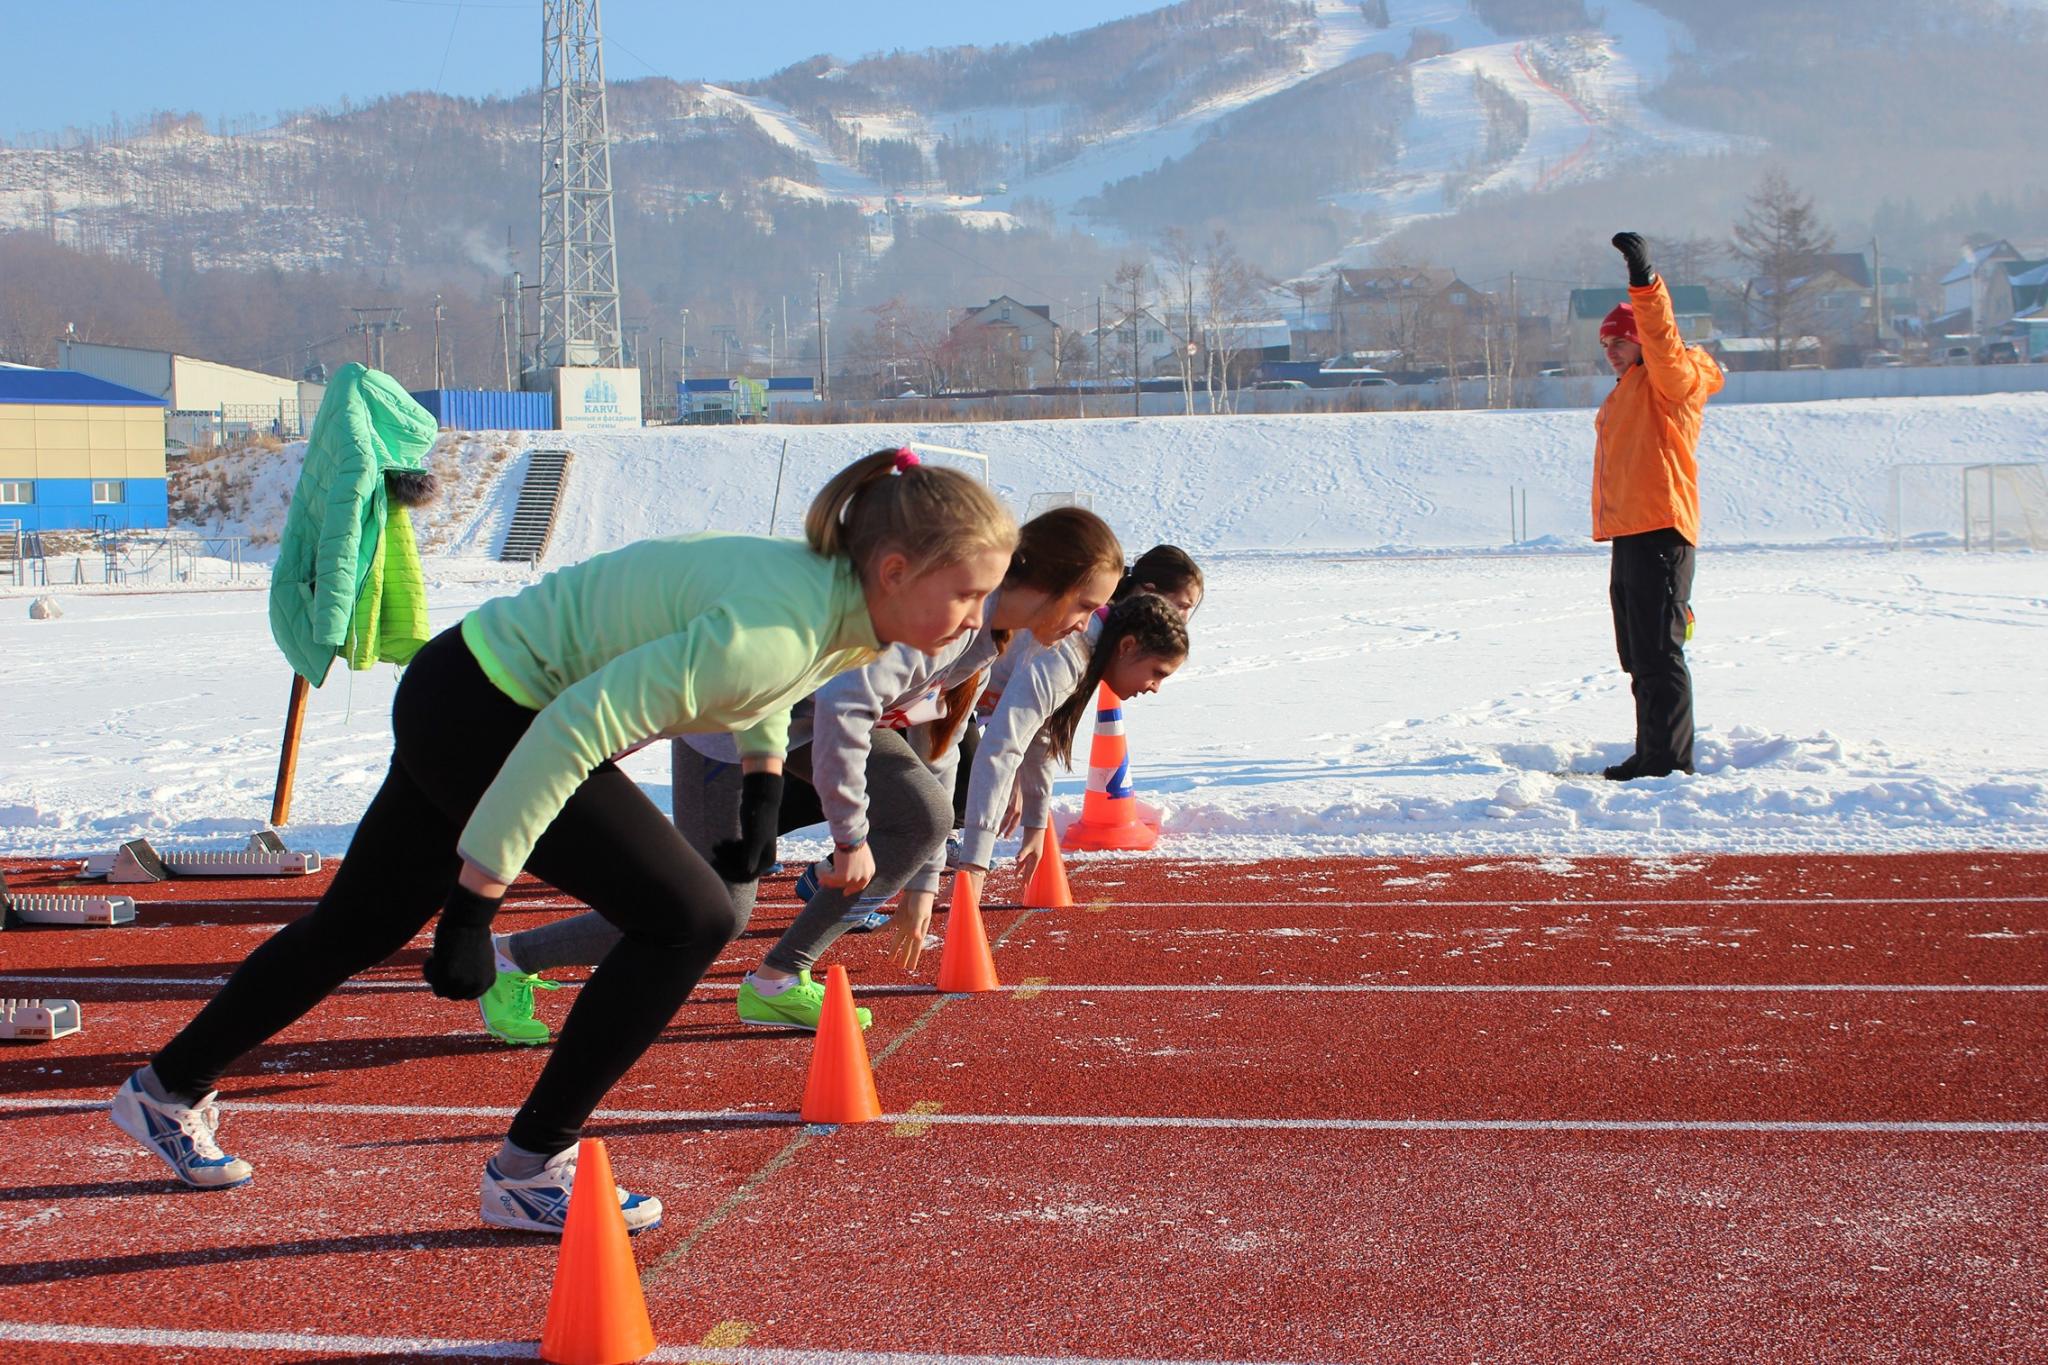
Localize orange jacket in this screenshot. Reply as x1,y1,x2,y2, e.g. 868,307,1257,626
1591,279,1724,543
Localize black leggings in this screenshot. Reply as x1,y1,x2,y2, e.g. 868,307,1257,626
152,627,740,1155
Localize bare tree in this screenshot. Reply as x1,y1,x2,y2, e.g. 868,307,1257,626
1731,168,1835,369
1156,229,1201,414
1199,230,1262,414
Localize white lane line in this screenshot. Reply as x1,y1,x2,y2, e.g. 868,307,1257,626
6,973,2043,997
82,894,2048,912
8,1095,2042,1135
1042,897,2048,908
0,1323,1328,1365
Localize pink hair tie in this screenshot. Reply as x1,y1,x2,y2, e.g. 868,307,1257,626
891,446,920,473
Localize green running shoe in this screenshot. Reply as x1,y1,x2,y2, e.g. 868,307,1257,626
478,970,558,1045
736,969,872,1032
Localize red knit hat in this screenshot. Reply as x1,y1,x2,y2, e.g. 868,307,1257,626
1599,301,1639,345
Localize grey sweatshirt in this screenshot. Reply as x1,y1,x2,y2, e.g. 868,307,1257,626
956,613,1102,869
683,589,1007,851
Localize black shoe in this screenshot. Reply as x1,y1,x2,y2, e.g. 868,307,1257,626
1602,755,1643,781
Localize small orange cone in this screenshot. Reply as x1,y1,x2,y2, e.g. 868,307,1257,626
1020,830,1073,909
1063,683,1161,852
539,1138,657,1365
800,965,882,1124
936,872,1001,993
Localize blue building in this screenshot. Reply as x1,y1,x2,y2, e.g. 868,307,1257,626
0,368,170,531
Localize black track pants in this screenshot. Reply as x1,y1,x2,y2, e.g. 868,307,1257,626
1607,528,1696,772
152,626,740,1155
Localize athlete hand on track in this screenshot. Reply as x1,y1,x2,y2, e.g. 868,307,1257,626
1014,826,1047,885
819,841,876,895
888,891,936,972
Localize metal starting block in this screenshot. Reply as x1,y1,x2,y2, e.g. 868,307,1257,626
82,833,319,882
0,867,138,927
0,998,81,1042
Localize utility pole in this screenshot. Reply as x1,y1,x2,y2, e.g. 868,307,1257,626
1095,294,1103,393
432,295,445,388
1870,235,1886,351
499,296,513,390
816,273,830,401
346,306,407,373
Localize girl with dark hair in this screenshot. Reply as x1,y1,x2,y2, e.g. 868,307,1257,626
954,547,1200,894
111,448,1015,1235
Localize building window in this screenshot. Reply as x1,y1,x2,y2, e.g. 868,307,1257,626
1021,335,1034,351
0,480,31,505
1146,329,1164,344
92,479,126,504
1000,306,1012,321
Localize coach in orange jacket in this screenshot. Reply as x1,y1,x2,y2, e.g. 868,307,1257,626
1593,231,1724,780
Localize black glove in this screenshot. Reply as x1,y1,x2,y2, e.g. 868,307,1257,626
1612,232,1654,288
421,883,502,1001
712,771,784,883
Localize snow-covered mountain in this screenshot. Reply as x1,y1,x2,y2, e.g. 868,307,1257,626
1,0,2038,293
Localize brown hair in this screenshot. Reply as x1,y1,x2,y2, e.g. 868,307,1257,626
1044,593,1190,767
918,505,1121,763
1005,506,1123,600
806,448,1016,581
1113,544,1202,605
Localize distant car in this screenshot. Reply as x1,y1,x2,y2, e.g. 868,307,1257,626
1537,366,1568,377
1862,352,1903,368
1942,345,1973,366
1786,362,1824,371
1345,376,1394,388
1982,341,2020,365
1252,379,1309,390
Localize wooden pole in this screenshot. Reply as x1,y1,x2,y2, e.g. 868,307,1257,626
270,673,310,828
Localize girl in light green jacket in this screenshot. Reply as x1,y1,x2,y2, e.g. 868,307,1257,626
112,448,1017,1236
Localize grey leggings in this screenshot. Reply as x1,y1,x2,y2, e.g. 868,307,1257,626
504,730,953,977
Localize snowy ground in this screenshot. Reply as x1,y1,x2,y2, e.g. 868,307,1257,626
3,546,2043,865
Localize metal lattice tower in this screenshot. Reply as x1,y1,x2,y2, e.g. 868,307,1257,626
537,0,622,369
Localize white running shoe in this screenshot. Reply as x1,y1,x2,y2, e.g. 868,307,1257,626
480,1145,663,1235
108,1070,254,1189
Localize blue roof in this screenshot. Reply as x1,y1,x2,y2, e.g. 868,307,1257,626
0,368,165,407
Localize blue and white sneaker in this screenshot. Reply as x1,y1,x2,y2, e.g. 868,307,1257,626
943,835,963,870
481,1146,663,1236
109,1069,254,1189
793,858,827,904
839,897,893,932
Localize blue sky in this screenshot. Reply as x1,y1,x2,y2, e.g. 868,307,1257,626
3,1,1169,142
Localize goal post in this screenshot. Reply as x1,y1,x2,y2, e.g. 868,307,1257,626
764,439,995,537
1887,462,2048,552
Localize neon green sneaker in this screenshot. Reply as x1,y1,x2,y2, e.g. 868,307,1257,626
736,970,872,1032
478,970,558,1046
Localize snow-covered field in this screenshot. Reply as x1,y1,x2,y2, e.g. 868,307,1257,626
4,396,2046,864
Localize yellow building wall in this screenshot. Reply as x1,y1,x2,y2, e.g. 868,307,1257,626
0,403,167,480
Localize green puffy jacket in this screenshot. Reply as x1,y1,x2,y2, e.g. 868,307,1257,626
269,364,438,685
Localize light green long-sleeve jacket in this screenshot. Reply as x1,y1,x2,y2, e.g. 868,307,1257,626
458,532,881,881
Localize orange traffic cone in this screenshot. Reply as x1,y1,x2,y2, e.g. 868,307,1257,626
800,965,881,1124
539,1138,657,1365
1062,683,1161,852
1020,829,1072,909
935,872,1001,993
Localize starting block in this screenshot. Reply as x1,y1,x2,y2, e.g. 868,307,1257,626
0,868,138,927
0,998,81,1042
82,833,320,882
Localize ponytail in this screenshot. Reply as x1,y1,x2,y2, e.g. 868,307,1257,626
927,668,988,762
1044,594,1190,767
806,446,1016,580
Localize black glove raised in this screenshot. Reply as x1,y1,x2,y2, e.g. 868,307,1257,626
1612,232,1654,288
712,771,784,883
421,883,502,1001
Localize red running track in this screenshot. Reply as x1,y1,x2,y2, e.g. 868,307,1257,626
0,851,2044,1363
